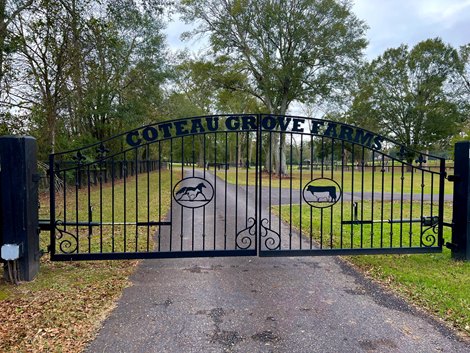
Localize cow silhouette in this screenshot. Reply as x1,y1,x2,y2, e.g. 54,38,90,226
306,185,337,202
176,182,207,201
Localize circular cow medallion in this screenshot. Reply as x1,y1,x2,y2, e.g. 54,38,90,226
302,178,342,209
173,177,214,208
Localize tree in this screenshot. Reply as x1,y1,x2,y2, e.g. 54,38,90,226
348,38,464,157
0,0,33,83
451,44,470,142
12,0,70,153
1,0,168,157
180,0,367,174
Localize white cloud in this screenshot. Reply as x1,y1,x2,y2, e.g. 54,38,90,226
352,0,470,59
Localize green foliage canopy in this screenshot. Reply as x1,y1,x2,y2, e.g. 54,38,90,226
348,38,465,153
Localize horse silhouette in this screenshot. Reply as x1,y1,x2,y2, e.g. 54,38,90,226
176,182,207,201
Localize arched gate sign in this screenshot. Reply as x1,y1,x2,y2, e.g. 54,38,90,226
48,115,445,260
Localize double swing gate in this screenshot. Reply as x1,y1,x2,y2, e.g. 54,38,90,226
48,115,446,261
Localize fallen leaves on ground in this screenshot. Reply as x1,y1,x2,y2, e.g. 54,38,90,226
0,259,138,353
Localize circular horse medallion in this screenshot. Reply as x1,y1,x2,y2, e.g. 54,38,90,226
173,177,214,208
302,178,342,209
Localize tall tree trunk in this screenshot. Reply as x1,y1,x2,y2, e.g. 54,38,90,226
264,107,288,176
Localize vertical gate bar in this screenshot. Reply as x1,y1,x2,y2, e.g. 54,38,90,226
380,154,385,247
351,143,355,248
360,146,365,248
63,170,67,231
331,138,334,177
75,162,80,253
420,168,425,246
278,131,282,250
245,131,249,229
169,139,173,251
308,133,312,250
123,152,127,252
99,157,103,253
269,131,272,226
192,209,195,251
320,137,325,248
87,165,91,253
438,158,445,247
400,161,405,247
320,209,323,248
430,173,434,221
181,136,184,251
430,171,436,246
289,132,293,249
202,134,206,251
340,140,345,249
111,156,115,252
213,132,217,250
409,162,414,247
192,134,196,251
371,150,375,248
390,160,395,247
49,154,56,257
330,139,335,248
256,114,261,253
235,132,239,244
192,134,195,175
321,137,324,177
299,133,303,250
224,131,228,250
158,141,162,252
135,148,139,252
146,144,150,252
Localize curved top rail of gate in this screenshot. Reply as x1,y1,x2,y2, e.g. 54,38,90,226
50,114,443,165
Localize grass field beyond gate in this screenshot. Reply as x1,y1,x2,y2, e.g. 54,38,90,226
217,168,452,195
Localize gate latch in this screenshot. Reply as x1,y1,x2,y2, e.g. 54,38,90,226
421,216,439,227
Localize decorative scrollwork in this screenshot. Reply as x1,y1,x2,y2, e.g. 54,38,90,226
260,218,280,250
55,220,78,254
236,217,256,249
420,218,439,247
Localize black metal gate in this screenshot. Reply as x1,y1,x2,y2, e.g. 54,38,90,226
48,115,446,260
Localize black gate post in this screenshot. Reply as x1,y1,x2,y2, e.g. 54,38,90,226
0,136,40,281
451,141,470,260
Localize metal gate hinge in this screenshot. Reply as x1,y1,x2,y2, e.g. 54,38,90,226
447,175,459,182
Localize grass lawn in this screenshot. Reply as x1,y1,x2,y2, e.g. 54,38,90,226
51,169,175,254
0,170,175,353
348,249,470,336
275,201,470,337
217,168,452,195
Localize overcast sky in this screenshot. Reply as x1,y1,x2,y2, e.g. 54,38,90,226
165,0,470,60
